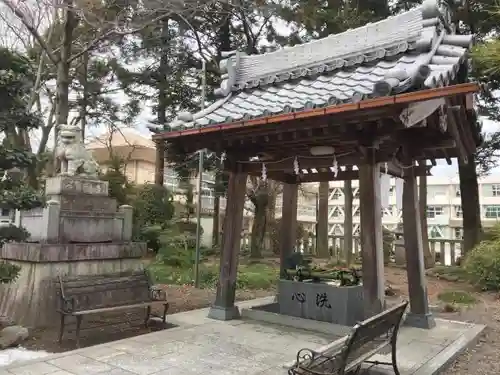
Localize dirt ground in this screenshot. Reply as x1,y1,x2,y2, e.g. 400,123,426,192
21,266,498,375
385,266,498,375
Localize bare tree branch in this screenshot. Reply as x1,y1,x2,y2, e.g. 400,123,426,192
1,0,60,64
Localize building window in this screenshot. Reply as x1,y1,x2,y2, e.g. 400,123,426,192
0,209,9,216
493,185,500,197
329,188,342,200
485,205,500,218
329,207,342,218
429,226,444,239
455,205,462,218
427,206,443,218
354,188,360,199
454,228,463,239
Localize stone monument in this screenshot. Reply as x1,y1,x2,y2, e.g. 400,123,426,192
0,125,147,327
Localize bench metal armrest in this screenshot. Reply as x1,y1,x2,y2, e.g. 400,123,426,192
149,285,167,301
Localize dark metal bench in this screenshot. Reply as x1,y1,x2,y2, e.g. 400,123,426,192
57,270,169,347
289,301,408,375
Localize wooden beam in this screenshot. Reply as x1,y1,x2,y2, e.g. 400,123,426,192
402,159,435,329
239,143,453,174
263,165,431,184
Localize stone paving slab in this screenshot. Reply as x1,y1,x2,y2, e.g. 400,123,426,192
0,297,486,375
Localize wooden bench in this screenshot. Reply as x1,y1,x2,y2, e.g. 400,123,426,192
57,270,169,347
288,301,408,375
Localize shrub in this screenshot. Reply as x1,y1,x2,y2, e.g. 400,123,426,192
237,264,278,289
133,184,175,228
481,223,500,242
138,225,162,253
464,239,500,290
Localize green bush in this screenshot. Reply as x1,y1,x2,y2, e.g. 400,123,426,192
237,264,278,289
138,225,162,253
464,239,500,290
481,223,500,242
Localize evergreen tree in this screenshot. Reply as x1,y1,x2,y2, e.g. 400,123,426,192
0,48,44,283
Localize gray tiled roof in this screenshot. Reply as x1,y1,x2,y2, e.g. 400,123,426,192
165,0,473,130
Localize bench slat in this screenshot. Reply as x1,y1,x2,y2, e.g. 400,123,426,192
63,280,150,296
61,272,148,289
67,301,168,315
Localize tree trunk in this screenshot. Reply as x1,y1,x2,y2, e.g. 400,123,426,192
157,18,169,128
53,0,77,174
344,173,353,264
264,188,277,250
419,174,434,268
211,13,231,249
459,157,482,255
79,51,89,139
317,181,330,257
250,191,267,259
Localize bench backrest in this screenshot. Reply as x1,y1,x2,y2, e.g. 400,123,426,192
58,270,153,313
342,301,408,370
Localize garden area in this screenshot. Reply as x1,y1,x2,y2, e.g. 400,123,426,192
15,219,500,375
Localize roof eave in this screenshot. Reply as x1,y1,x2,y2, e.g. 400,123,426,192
153,83,479,141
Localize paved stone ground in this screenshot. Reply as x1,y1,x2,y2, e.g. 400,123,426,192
0,298,485,375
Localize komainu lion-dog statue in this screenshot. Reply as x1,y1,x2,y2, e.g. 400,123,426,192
56,124,100,178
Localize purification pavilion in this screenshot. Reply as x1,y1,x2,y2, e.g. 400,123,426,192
152,0,478,329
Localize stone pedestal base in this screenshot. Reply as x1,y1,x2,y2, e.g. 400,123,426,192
0,242,146,328
404,312,436,329
278,280,364,326
207,305,240,321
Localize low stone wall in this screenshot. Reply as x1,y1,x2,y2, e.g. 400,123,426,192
0,242,146,328
278,279,364,326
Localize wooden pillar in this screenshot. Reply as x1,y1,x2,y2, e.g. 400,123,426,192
280,181,298,278
317,181,329,257
208,168,247,320
344,166,353,264
154,140,165,186
419,174,434,268
403,162,436,329
359,153,385,318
